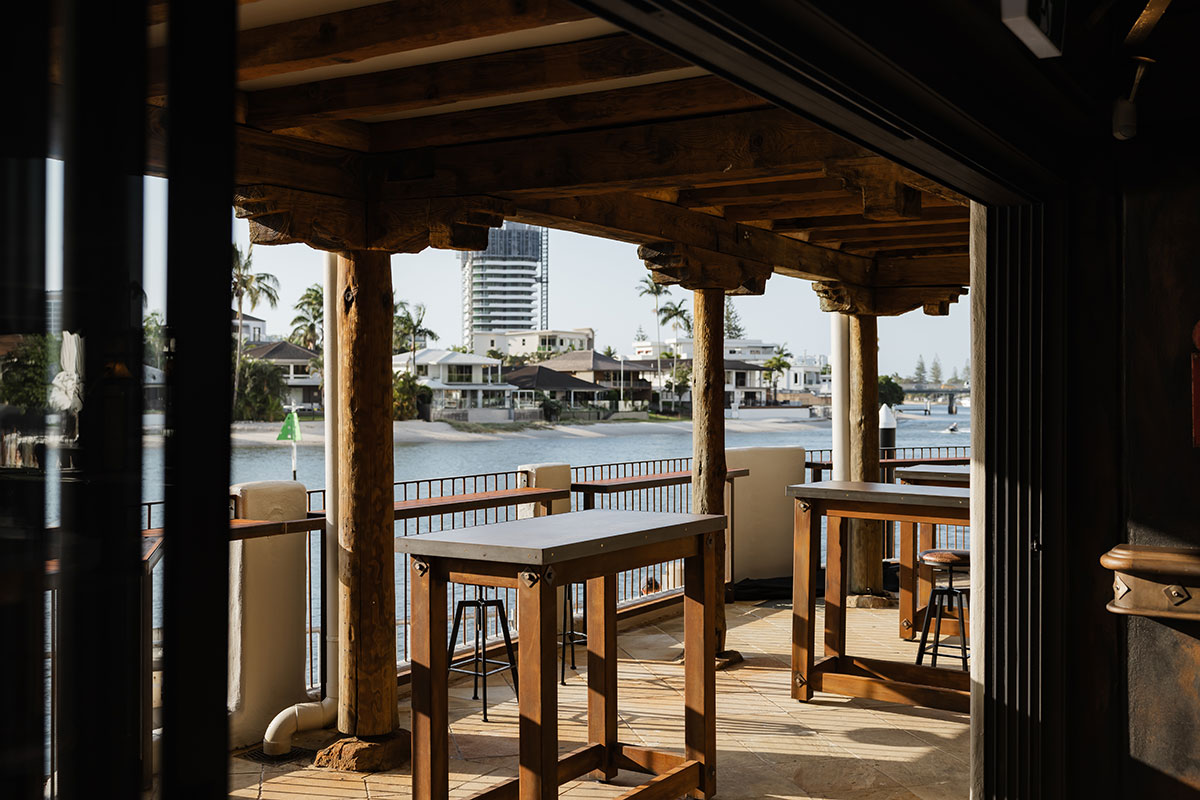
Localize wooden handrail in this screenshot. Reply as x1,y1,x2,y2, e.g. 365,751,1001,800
393,486,568,520
571,467,749,494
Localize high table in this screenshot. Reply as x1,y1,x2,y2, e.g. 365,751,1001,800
894,463,971,488
786,481,971,712
396,508,726,800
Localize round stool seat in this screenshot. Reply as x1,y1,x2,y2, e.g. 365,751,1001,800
919,549,970,566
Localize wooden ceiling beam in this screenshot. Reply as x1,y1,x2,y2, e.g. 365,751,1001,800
808,221,969,243
675,177,846,208
873,256,970,288
509,192,873,284
377,108,869,198
147,0,591,90
722,196,864,222
770,206,968,233
842,234,969,253
247,33,686,129
368,76,769,151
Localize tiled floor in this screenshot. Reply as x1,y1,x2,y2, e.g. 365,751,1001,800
228,600,970,799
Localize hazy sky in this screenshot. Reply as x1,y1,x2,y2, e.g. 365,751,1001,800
48,168,970,379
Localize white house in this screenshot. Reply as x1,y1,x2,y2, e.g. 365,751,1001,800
232,309,266,343
393,348,516,422
627,357,768,408
632,336,777,362
243,341,322,410
472,327,595,358
634,337,831,400
780,354,831,397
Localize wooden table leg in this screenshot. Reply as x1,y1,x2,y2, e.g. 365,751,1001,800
586,574,618,780
685,533,717,799
899,521,917,640
411,559,448,800
824,515,847,658
518,568,558,800
916,522,935,629
792,500,820,701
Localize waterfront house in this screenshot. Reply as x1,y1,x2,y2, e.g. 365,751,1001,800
537,349,651,408
471,327,594,359
231,309,266,344
502,363,607,410
627,357,768,408
393,348,515,422
243,341,322,411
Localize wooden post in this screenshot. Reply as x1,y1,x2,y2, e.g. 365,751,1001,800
336,250,398,738
691,288,729,654
848,314,884,594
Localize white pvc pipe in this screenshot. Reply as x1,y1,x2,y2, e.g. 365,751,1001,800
830,313,851,481
263,251,342,755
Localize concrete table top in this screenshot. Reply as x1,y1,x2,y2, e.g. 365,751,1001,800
785,480,969,509
394,508,727,565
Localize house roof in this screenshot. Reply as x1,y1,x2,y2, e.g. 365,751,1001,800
394,348,501,368
232,309,266,323
538,350,629,372
244,341,318,361
503,365,607,392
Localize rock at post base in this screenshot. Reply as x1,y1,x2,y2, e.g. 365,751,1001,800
845,593,897,609
314,731,410,772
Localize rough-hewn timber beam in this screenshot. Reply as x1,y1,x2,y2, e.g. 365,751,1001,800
368,76,768,152
639,243,773,295
377,109,869,198
871,256,970,288
675,177,847,209
813,282,967,316
369,196,510,253
235,185,367,251
825,160,923,222
808,221,968,244
771,206,969,233
147,0,591,90
509,193,872,284
248,34,686,130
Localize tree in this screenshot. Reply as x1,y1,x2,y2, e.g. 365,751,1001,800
633,325,648,342
762,350,792,404
143,311,166,369
289,284,323,351
930,355,943,386
637,275,671,409
393,298,438,370
950,366,960,385
878,374,905,408
233,358,286,421
658,299,690,410
486,348,505,360
962,360,971,384
601,345,616,357
392,372,420,420
0,335,52,412
231,243,279,406
913,354,927,384
723,297,746,339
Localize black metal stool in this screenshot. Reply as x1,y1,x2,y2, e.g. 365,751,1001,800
915,549,970,672
447,595,517,722
560,583,587,685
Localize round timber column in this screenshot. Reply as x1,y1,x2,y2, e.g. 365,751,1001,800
336,250,398,737
848,314,884,594
692,287,729,652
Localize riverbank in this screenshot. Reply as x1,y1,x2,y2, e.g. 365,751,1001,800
223,416,828,446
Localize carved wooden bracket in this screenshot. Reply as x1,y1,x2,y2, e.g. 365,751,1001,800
813,281,966,317
638,242,772,295
235,184,367,252
370,196,510,253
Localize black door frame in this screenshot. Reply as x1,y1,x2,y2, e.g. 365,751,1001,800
571,2,1125,797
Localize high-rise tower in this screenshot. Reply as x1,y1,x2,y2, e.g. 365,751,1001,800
460,222,549,344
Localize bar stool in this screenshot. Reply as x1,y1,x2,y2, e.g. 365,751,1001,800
560,583,587,685
447,594,517,722
915,549,970,671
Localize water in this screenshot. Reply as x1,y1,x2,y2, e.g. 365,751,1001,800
142,404,970,499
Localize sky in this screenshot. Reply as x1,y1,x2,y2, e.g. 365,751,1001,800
47,167,971,379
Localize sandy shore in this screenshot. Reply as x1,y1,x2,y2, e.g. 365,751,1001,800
226,416,827,446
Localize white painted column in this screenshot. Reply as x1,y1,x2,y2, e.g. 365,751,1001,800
830,312,851,481
968,201,986,799
323,251,341,699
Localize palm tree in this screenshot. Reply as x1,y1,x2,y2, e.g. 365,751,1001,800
231,243,279,405
763,343,794,404
658,299,690,411
637,275,671,409
393,298,439,371
289,284,323,351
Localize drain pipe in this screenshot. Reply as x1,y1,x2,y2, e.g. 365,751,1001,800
263,251,342,755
